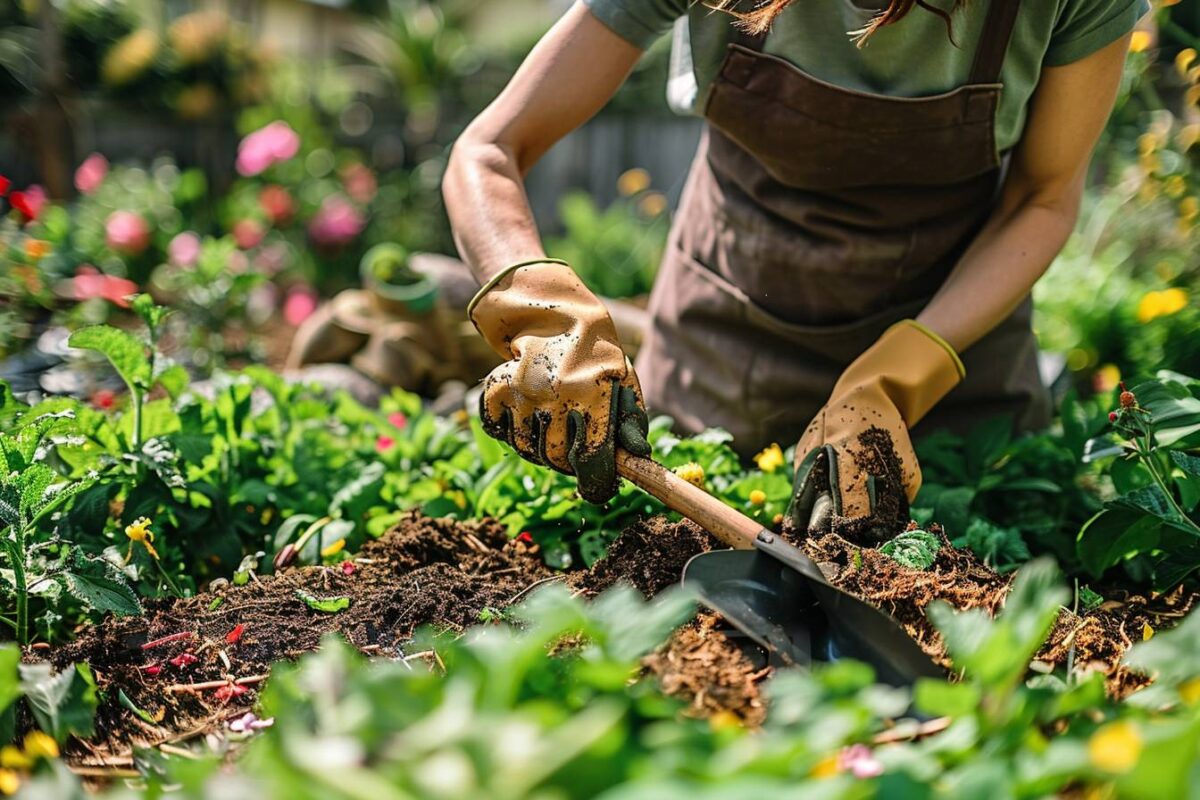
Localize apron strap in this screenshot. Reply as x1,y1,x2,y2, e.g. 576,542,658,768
968,0,1022,85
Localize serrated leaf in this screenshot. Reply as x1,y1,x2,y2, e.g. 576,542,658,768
69,326,152,394
60,571,141,616
879,529,940,570
296,591,351,614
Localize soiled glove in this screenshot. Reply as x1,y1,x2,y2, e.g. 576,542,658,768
469,259,650,503
789,320,964,542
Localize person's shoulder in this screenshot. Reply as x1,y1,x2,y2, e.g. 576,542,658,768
582,0,689,49
1044,0,1150,67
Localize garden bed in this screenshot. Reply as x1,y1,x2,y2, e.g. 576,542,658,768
38,510,1187,773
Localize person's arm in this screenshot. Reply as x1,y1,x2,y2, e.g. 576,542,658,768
916,33,1132,351
443,2,644,282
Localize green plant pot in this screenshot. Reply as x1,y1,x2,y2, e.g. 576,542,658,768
360,243,438,315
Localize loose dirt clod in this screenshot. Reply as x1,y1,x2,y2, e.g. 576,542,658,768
579,517,719,597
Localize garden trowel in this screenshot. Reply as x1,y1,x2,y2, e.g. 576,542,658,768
615,452,942,687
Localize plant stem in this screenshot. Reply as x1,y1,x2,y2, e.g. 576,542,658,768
2,533,28,645
155,559,185,599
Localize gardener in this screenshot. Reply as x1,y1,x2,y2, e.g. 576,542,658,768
444,0,1146,536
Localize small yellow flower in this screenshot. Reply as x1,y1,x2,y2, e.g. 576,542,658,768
749,489,767,506
0,748,29,770
320,538,346,558
754,443,785,474
674,462,705,488
1088,720,1142,773
1180,196,1199,222
772,513,784,525
708,710,741,731
1093,364,1121,393
1164,175,1187,198
1142,622,1155,641
1137,289,1188,324
23,239,50,262
124,517,159,561
638,191,668,217
1177,48,1198,78
0,769,18,796
1178,676,1200,705
617,167,651,197
809,752,840,779
1179,124,1200,151
21,731,58,761
1128,30,1153,54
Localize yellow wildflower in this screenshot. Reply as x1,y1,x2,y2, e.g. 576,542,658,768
1179,124,1200,151
1164,175,1187,198
21,732,57,761
23,239,50,262
320,538,346,558
1142,622,1155,641
1178,48,1198,79
0,769,18,796
809,753,840,779
617,168,651,197
749,489,767,506
1180,196,1199,222
638,191,668,217
0,748,29,770
1136,289,1188,324
674,462,705,488
124,517,159,561
708,710,741,731
1088,720,1142,773
1136,132,1159,156
754,443,785,473
1128,30,1152,54
1178,676,1200,704
101,29,160,87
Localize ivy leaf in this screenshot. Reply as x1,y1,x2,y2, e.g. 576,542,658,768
296,591,351,614
69,326,152,395
19,662,98,743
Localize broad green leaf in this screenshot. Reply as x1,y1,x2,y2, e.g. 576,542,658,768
913,678,981,717
296,591,351,614
68,326,152,394
1170,450,1200,476
1077,510,1162,577
964,415,1013,477
19,662,98,743
60,571,142,616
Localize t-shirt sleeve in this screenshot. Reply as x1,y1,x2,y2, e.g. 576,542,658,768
582,0,688,49
1044,0,1151,66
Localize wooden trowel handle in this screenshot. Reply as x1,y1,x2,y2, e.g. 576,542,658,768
615,451,762,550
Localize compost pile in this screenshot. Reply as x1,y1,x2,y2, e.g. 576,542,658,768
36,512,1180,770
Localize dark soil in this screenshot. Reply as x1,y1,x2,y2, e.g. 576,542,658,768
579,516,719,597
45,513,551,768
830,426,912,545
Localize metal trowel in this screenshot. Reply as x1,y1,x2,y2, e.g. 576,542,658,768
615,452,942,687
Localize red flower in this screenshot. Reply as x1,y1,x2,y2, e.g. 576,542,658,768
258,184,295,225
0,175,10,196
226,623,245,644
10,185,46,223
214,683,249,703
340,560,356,576
375,435,395,453
92,389,117,410
517,532,533,544
1109,411,1119,423
169,653,199,668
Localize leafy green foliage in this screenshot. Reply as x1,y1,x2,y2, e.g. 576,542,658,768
18,662,98,744
295,591,351,613
879,528,940,570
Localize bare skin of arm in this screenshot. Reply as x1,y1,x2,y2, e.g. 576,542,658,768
443,3,642,283
916,34,1133,352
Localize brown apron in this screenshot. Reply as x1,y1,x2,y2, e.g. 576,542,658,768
636,0,1051,458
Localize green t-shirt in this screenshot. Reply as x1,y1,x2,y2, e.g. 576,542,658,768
583,0,1149,150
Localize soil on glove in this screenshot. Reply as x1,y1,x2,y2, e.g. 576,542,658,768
43,513,552,768
832,426,912,545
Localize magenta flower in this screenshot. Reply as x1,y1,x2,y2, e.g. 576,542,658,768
375,435,395,453
387,411,407,430
283,286,318,326
75,153,109,195
168,231,201,267
308,195,365,246
74,265,138,307
236,121,301,177
837,745,884,779
232,218,265,250
105,210,151,256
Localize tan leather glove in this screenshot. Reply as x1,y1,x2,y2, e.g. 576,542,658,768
469,259,650,503
789,320,964,542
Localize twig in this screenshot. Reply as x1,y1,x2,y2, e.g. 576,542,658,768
141,631,196,650
872,716,951,745
68,766,140,778
166,674,269,693
158,744,200,759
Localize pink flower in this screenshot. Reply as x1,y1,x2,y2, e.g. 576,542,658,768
73,265,138,307
375,435,395,453
308,195,365,246
105,210,151,255
10,185,46,223
228,712,273,733
283,286,318,326
232,219,265,250
236,121,300,177
168,231,201,267
74,153,109,195
340,162,377,204
837,745,884,779
258,184,295,224
339,560,356,576
387,411,407,430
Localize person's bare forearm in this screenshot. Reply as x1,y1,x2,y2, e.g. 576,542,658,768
916,178,1082,352
443,3,642,284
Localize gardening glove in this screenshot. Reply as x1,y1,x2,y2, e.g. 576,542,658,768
469,258,651,504
789,320,964,542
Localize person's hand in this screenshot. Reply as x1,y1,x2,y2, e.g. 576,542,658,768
469,259,650,503
788,321,964,542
